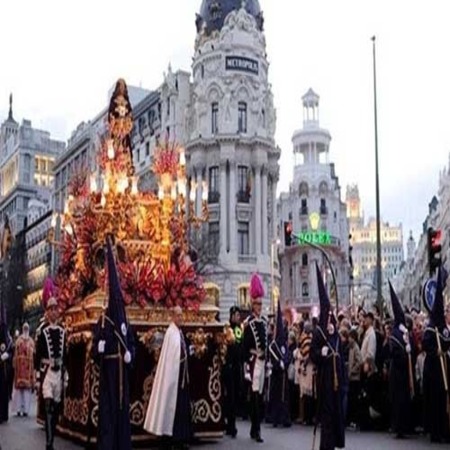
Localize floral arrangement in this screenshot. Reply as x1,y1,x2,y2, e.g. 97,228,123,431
152,141,180,177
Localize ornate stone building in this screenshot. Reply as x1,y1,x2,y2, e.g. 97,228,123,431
278,90,350,311
346,185,404,308
0,95,65,233
186,0,280,315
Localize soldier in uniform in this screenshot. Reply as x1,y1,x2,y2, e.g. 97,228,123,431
243,273,269,443
223,306,243,437
35,279,67,450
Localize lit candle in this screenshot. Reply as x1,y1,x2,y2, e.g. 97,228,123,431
90,173,98,193
179,148,186,167
190,181,196,202
158,186,164,200
51,213,57,228
64,223,73,236
64,200,69,214
131,177,138,196
103,177,110,194
202,181,208,201
178,177,186,198
100,194,106,207
107,139,115,159
171,184,177,200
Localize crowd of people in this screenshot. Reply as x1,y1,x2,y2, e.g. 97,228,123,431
223,267,450,448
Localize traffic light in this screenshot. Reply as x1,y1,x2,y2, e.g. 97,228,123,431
284,221,293,246
427,227,442,276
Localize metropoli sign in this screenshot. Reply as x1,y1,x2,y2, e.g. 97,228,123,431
297,212,332,245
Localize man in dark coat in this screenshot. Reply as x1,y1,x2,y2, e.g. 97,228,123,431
423,267,450,443
311,264,345,450
388,282,414,439
93,237,135,450
0,299,13,424
223,306,242,437
268,300,291,428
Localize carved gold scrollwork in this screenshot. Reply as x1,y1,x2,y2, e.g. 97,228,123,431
187,328,212,359
191,355,221,424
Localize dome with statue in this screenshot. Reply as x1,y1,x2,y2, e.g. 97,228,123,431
197,0,263,35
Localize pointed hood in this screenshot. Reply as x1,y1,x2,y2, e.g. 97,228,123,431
389,280,405,327
106,237,130,344
0,297,10,348
275,300,288,358
430,266,446,329
316,263,332,330
250,272,264,300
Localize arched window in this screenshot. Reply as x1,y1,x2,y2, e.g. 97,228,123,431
238,102,247,133
319,181,328,195
302,282,309,297
302,253,308,267
211,102,219,134
299,182,309,197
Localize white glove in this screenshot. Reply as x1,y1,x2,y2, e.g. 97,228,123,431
399,324,408,334
189,345,195,356
64,372,69,389
406,344,411,354
244,371,252,382
1,352,9,362
321,346,329,357
124,350,131,364
98,340,106,354
280,361,285,370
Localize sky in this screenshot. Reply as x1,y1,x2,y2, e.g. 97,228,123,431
1,0,450,245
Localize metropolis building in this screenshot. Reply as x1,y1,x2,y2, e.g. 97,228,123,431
278,90,350,311
185,0,280,314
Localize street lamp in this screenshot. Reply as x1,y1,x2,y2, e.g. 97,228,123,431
271,238,281,314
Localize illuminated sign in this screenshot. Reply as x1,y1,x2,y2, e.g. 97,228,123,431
309,212,320,231
297,231,331,245
225,56,259,75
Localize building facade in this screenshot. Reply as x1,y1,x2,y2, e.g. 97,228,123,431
186,0,280,315
346,185,404,308
0,95,65,234
278,90,350,311
24,199,52,328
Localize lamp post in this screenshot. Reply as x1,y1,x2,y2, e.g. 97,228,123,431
372,35,383,319
271,238,281,313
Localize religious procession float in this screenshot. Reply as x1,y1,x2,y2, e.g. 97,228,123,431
41,79,227,444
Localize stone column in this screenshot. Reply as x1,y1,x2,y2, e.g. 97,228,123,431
254,165,262,257
196,167,203,216
271,169,279,241
220,160,228,257
261,166,268,255
229,161,237,257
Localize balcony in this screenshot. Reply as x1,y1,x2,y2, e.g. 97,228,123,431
208,191,220,204
237,190,251,204
238,255,257,264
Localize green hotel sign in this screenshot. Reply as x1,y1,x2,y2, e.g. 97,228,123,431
297,231,331,245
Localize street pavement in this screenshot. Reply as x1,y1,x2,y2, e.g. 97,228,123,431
0,406,438,450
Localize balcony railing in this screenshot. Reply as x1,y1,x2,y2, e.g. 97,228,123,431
237,190,251,204
208,191,220,204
